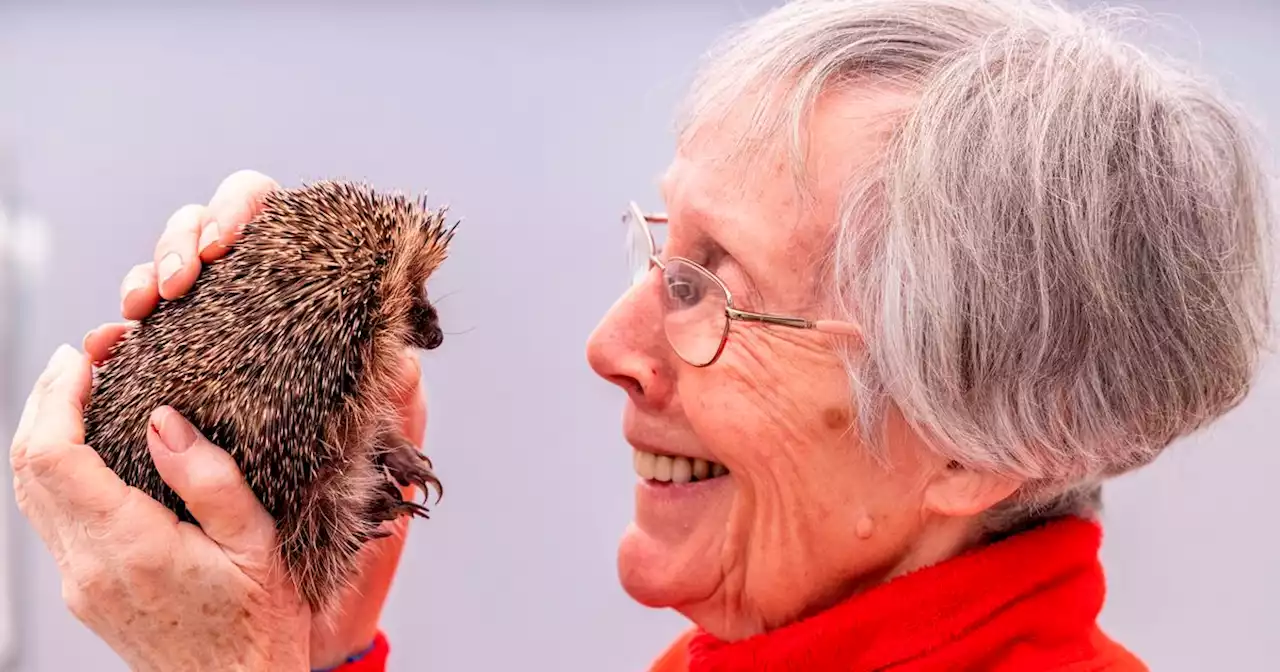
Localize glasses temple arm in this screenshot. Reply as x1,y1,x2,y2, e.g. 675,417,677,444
728,308,861,337
813,320,861,337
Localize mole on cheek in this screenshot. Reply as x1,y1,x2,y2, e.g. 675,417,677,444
822,406,851,431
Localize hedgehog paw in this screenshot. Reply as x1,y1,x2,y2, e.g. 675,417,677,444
379,435,442,505
357,482,419,543
360,437,440,532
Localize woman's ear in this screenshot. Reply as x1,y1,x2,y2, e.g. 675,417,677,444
922,460,1023,518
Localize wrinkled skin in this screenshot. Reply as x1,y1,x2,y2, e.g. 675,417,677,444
585,88,1021,640
14,170,424,669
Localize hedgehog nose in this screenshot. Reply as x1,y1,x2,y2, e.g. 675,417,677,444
423,325,443,350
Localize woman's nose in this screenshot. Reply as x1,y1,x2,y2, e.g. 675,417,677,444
585,282,674,409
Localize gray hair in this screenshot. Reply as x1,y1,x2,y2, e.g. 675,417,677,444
677,0,1274,534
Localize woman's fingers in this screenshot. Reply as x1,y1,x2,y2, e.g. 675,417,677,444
119,262,159,321
11,346,130,516
13,345,86,450
83,322,132,365
154,204,211,301
395,350,427,448
12,347,61,450
27,346,92,446
119,169,280,324
392,350,427,501
146,406,276,562
202,170,280,262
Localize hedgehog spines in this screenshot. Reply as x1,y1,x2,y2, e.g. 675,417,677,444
83,180,457,614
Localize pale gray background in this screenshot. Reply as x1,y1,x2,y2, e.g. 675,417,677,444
1,1,1276,670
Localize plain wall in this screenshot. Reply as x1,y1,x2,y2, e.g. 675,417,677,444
1,1,1276,670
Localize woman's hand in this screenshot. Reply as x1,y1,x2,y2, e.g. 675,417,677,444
81,169,421,668
10,345,312,671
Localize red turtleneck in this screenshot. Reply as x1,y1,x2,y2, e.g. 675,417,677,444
647,516,1145,671
334,516,1144,672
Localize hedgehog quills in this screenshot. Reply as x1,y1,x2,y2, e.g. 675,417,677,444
83,181,457,612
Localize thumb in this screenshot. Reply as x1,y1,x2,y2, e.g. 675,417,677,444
146,406,277,559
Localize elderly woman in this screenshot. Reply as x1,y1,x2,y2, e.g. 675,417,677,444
9,0,1271,670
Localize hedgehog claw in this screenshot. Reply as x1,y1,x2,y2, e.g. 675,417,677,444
379,437,443,505
362,452,437,531
395,500,431,518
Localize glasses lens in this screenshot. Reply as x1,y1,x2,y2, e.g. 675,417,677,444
661,259,729,366
624,207,653,286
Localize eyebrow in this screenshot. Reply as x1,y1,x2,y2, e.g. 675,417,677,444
668,194,719,233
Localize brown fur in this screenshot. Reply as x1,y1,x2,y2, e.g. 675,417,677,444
82,181,457,614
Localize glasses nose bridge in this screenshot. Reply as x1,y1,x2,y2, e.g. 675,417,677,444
627,204,667,274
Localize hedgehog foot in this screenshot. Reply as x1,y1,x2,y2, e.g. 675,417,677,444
379,433,442,505
361,479,430,538
358,434,440,536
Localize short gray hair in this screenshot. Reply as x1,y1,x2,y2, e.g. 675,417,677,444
677,0,1274,533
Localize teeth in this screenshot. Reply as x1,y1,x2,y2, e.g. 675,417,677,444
671,457,692,484
636,450,656,480
654,455,673,482
632,450,728,484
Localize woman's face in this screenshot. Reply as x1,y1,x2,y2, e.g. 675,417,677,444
587,91,963,639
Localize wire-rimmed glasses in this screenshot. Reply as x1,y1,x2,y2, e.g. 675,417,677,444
623,201,861,367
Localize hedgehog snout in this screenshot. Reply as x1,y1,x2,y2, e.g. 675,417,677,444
423,322,444,350
409,301,445,350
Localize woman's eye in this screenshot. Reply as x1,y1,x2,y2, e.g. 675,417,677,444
666,279,701,305
663,262,714,309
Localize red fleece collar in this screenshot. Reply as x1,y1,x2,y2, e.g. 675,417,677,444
685,516,1117,672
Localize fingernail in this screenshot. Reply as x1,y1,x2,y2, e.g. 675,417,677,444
158,252,183,284
197,220,221,253
120,275,145,303
82,328,96,351
50,343,75,367
153,408,196,453
51,344,80,380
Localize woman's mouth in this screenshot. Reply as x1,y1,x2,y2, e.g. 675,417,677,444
633,449,729,484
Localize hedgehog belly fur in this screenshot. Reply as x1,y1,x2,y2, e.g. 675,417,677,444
82,181,453,613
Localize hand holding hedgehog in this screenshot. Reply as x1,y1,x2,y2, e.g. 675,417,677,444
87,169,455,611
15,170,442,670
10,345,314,671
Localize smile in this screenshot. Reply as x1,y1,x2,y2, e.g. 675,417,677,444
633,449,730,484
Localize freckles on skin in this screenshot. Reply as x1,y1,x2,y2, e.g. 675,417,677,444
823,406,852,431
715,325,842,444
685,327,862,626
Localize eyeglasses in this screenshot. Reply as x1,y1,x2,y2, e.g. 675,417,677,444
624,201,861,367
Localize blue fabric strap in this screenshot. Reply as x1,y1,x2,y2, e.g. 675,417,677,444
311,639,377,672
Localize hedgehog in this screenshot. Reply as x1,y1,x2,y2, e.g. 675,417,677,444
82,180,457,614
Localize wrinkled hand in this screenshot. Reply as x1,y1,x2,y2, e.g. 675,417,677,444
80,169,426,668
10,345,311,671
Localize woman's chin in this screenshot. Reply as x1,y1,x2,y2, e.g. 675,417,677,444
616,521,720,609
